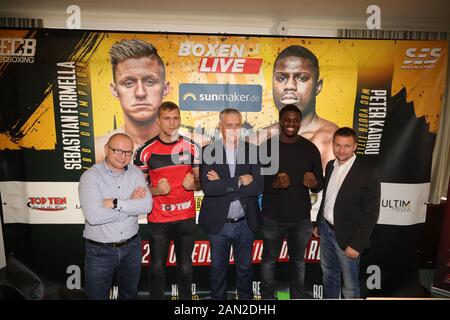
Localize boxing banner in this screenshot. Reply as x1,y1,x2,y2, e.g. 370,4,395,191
0,29,447,299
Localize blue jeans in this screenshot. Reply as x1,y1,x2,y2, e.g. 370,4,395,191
319,220,360,299
84,234,142,300
208,220,255,300
148,218,195,300
260,218,312,299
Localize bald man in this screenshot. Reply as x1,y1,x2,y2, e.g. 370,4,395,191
79,133,153,299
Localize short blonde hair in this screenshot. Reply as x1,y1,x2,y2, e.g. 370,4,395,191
109,39,165,82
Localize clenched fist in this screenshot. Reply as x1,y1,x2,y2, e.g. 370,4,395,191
273,172,290,189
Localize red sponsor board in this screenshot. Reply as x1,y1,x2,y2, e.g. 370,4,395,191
198,57,262,74
141,237,320,266
304,237,320,263
27,197,67,211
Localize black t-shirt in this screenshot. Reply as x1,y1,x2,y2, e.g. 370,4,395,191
261,136,324,223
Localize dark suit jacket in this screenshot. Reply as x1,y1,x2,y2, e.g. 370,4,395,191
199,140,263,234
315,157,381,253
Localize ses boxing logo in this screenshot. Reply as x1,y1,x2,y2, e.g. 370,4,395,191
178,42,262,74
401,47,443,69
27,197,67,211
0,38,36,63
179,83,262,111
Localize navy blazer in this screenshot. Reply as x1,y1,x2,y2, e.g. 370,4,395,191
199,140,263,234
315,157,381,253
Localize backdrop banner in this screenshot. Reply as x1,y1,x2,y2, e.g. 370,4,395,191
0,29,447,299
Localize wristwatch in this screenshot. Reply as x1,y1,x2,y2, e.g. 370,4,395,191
112,198,118,209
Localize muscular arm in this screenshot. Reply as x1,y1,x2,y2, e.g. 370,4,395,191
192,167,201,191
301,120,338,172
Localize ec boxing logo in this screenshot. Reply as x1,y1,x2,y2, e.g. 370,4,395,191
0,38,36,63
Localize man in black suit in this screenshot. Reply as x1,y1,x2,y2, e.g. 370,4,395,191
312,127,380,299
199,108,263,300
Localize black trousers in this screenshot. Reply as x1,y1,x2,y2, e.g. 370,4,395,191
148,218,196,300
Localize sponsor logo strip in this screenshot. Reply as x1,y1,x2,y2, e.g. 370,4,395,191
179,83,262,111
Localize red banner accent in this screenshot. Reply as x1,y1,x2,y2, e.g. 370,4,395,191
198,57,262,74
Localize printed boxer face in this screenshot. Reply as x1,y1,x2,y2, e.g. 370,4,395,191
111,57,169,124
273,56,322,115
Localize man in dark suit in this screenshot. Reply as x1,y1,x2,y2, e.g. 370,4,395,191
312,127,380,299
199,108,263,300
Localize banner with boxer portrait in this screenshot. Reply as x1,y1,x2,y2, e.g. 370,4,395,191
0,28,447,299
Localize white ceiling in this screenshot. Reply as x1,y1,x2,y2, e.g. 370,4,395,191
1,0,449,32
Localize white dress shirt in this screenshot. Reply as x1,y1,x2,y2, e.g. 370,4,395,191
323,154,357,225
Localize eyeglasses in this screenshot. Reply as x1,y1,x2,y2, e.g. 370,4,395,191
108,145,133,156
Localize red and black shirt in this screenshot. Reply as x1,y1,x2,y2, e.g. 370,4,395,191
134,135,200,223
